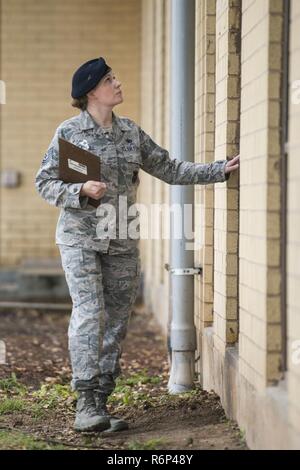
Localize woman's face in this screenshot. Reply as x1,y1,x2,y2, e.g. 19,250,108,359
88,70,123,107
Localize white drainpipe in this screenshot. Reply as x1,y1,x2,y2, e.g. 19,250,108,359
167,0,197,394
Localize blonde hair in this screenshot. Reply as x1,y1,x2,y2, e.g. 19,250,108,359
71,95,88,110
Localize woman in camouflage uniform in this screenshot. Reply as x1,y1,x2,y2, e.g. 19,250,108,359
35,57,239,432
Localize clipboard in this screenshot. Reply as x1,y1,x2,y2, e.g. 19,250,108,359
58,137,101,208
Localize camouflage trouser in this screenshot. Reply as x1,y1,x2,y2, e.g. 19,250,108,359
58,244,141,395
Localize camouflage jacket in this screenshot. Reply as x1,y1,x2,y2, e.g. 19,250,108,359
35,110,230,254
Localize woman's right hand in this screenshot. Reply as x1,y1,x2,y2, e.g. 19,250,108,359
80,181,107,200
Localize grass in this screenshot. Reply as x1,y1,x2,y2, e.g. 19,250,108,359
0,371,201,419
29,383,76,420
108,369,162,407
0,374,76,421
32,383,76,408
0,430,66,450
238,428,247,444
0,376,73,449
0,370,206,449
0,373,28,416
107,370,206,413
0,373,27,395
128,438,166,451
121,370,161,386
0,398,27,415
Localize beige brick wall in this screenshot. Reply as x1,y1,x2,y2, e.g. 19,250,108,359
152,0,165,292
0,0,141,266
265,0,284,384
213,0,240,355
162,1,171,331
287,0,300,438
139,0,170,333
139,0,155,311
138,0,300,447
139,0,154,312
239,0,283,390
194,0,217,374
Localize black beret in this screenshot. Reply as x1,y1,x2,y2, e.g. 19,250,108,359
71,57,111,99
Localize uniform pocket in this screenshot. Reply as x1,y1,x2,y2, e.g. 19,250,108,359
125,155,140,186
59,246,93,308
125,153,141,164
59,246,84,271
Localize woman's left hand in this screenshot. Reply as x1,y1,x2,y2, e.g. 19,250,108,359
225,154,240,175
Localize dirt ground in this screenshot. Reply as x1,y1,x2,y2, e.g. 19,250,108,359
0,304,247,450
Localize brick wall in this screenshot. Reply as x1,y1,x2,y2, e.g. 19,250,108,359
139,0,155,313
0,0,141,266
194,0,218,376
239,0,283,389
139,0,170,333
213,0,240,355
138,0,300,448
287,0,300,440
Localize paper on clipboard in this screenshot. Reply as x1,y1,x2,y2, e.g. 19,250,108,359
58,137,101,208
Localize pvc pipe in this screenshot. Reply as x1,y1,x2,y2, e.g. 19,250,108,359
168,0,196,394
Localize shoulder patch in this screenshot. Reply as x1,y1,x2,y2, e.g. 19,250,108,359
41,147,57,165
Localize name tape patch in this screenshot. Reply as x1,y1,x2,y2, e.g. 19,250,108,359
68,158,87,175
